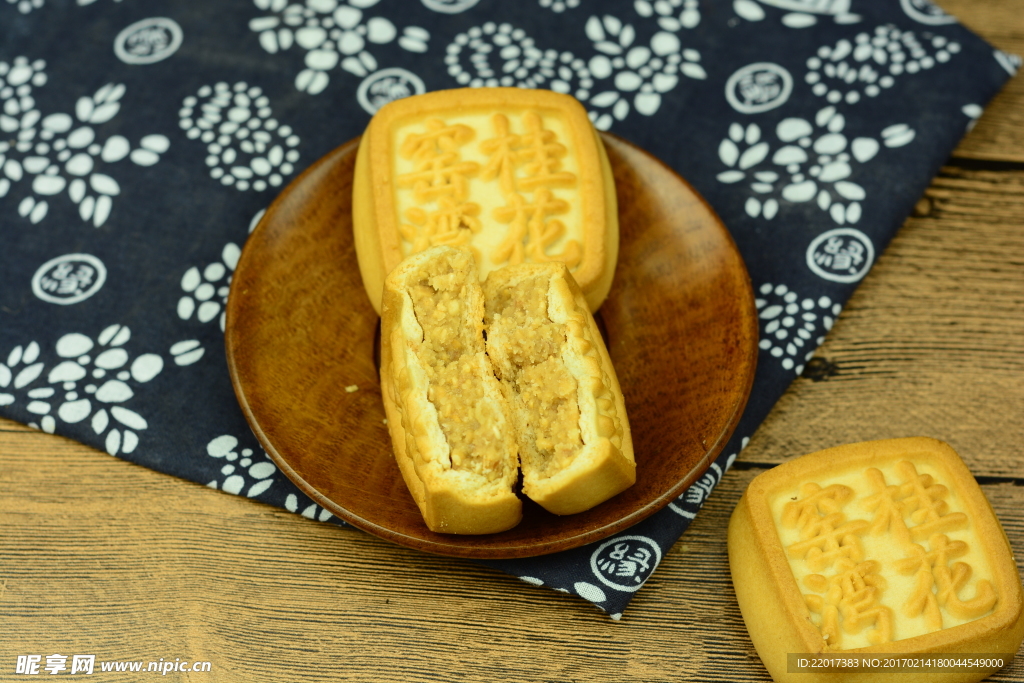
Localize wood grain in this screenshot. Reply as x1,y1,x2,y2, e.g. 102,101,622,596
939,0,1024,163
3,3,1024,681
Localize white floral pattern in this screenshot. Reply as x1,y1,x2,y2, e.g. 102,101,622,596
717,105,914,224
169,339,205,367
444,9,705,131
899,0,956,26
177,243,242,332
714,24,956,226
806,26,960,106
756,283,841,374
961,102,982,132
0,58,169,226
249,0,429,95
4,0,127,12
205,434,278,498
0,341,43,411
170,239,244,368
284,492,335,521
633,0,700,30
668,438,747,516
5,0,43,13
732,0,862,28
180,82,299,192
538,0,580,13
203,436,345,538
0,325,163,452
994,50,1021,77
420,0,479,13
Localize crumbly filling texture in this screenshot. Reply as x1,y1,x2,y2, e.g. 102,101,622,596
407,262,506,480
486,274,582,478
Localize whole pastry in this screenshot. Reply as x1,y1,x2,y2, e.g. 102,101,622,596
728,438,1024,683
353,87,619,314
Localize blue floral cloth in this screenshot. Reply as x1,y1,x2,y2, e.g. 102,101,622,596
0,0,1015,618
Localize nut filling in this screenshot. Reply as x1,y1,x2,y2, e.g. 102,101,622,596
408,263,506,480
485,274,583,479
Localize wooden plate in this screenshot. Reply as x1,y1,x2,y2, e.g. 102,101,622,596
225,134,758,559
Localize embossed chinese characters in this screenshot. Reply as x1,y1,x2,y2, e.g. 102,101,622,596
395,109,585,270
777,461,996,649
353,88,618,315
728,438,1024,683
395,111,582,271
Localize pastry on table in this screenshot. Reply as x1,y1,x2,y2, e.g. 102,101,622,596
728,437,1024,683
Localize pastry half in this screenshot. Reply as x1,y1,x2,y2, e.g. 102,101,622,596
379,246,521,534
483,262,635,516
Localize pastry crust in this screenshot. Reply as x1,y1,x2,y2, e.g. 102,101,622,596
379,247,521,535
353,87,618,314
727,438,1024,683
483,262,635,515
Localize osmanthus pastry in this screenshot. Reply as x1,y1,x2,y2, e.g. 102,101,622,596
379,246,634,534
728,438,1024,683
482,261,634,516
353,87,618,314
379,246,521,535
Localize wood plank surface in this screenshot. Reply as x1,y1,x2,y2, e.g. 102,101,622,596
941,0,1024,162
3,1,1024,681
2,437,1023,682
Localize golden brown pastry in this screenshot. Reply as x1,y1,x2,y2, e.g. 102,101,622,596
727,437,1024,683
483,262,635,516
379,246,522,535
353,87,618,315
379,246,634,533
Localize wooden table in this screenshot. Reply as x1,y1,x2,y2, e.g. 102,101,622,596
2,2,1022,680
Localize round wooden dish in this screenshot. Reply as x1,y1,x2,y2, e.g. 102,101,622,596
225,134,758,559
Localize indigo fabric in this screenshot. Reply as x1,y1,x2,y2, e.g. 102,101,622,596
0,0,1014,618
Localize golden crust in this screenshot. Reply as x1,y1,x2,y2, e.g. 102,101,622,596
380,247,522,535
727,437,1024,683
483,262,635,516
353,87,618,314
